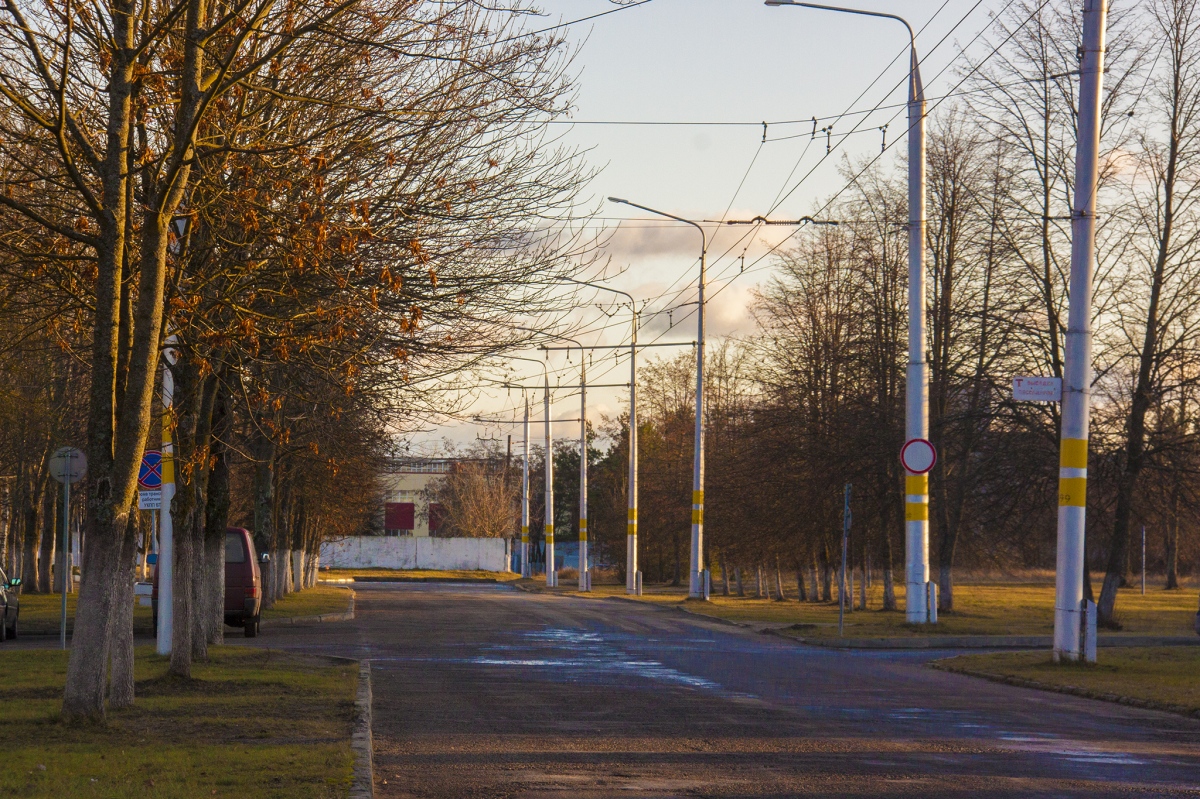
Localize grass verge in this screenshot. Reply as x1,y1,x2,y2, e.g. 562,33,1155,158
321,568,520,582
537,580,1200,640
262,584,353,620
933,648,1200,717
0,646,357,798
16,593,152,635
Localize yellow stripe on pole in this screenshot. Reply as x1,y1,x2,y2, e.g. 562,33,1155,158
691,509,704,524
627,525,637,535
906,475,928,495
579,519,587,531
905,502,928,522
627,508,638,521
162,415,175,484
1060,438,1088,469
1059,477,1087,507
692,490,704,504
579,531,587,542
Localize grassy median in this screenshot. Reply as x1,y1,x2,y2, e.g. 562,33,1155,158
16,593,153,635
0,646,357,798
934,648,1200,715
550,579,1200,640
261,584,354,620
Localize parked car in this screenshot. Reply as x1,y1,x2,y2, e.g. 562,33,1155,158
0,568,19,641
153,527,268,638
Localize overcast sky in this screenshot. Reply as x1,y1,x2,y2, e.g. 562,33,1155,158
408,0,1009,452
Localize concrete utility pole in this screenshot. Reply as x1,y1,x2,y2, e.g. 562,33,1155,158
544,372,556,587
522,397,531,578
765,0,930,622
1054,0,1107,663
579,358,589,590
559,277,641,593
608,197,709,599
157,339,177,655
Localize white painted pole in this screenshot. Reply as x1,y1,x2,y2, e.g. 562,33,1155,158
579,360,589,591
1141,525,1146,596
1054,0,1107,663
521,397,530,578
60,468,68,649
544,374,555,587
628,311,639,594
157,341,177,655
690,244,707,600
904,41,931,625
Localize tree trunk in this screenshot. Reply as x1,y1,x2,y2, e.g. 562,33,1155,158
938,563,954,614
755,564,765,598
820,548,833,602
734,566,744,597
252,426,276,607
108,511,138,709
881,525,897,611
808,563,819,603
859,567,867,611
796,569,807,602
203,384,231,643
1166,479,1180,590
21,493,39,590
774,559,785,601
38,488,57,594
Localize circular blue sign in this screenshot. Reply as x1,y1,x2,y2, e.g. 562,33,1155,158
139,450,163,489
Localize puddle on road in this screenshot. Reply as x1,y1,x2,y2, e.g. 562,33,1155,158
467,627,744,696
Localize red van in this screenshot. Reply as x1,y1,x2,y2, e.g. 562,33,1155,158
153,527,266,637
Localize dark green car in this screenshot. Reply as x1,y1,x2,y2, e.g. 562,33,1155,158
0,568,19,641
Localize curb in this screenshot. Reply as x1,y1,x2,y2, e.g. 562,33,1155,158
792,633,1200,650
260,591,355,628
350,660,374,799
931,660,1200,720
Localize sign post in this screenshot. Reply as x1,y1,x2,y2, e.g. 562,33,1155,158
49,447,86,650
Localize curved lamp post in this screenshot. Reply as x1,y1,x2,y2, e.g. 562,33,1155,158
765,0,932,623
562,277,641,594
608,197,709,599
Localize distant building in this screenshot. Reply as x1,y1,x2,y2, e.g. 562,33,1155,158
380,458,452,537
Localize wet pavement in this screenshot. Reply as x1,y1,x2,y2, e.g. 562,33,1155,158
235,581,1200,798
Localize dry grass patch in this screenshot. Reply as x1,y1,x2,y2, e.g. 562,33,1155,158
559,580,1200,640
934,647,1200,715
0,646,357,798
262,585,353,620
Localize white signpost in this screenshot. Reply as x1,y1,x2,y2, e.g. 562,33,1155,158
1012,376,1063,403
49,446,86,650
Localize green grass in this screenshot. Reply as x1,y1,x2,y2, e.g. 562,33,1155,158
16,593,153,635
262,585,353,620
554,580,1200,640
322,568,520,582
0,646,357,798
935,648,1200,715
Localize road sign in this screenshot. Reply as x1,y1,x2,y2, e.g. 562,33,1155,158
138,490,162,510
901,439,937,474
49,447,87,484
1012,376,1062,402
139,450,163,489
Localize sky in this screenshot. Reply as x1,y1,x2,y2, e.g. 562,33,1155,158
407,0,1010,454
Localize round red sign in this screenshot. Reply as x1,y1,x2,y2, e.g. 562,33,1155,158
901,439,937,474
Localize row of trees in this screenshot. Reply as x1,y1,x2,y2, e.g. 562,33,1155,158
0,0,592,719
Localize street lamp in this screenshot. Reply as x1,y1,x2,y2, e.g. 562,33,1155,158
561,277,641,594
608,197,709,599
502,354,550,580
765,0,932,623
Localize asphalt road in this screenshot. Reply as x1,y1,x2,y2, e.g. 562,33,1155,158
241,582,1200,798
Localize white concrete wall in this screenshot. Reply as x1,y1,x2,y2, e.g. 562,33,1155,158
319,536,511,572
